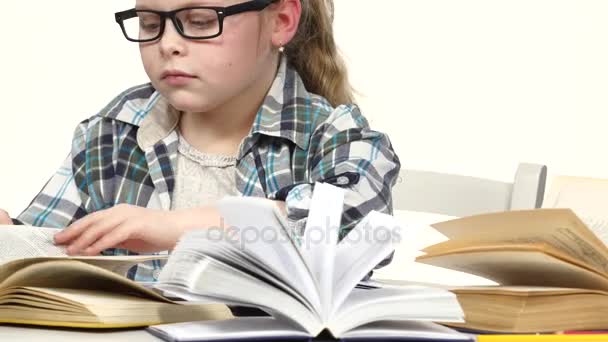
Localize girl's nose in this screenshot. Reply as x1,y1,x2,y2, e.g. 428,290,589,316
159,19,186,57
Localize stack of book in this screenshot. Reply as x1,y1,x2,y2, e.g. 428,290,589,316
410,208,608,333
7,183,608,339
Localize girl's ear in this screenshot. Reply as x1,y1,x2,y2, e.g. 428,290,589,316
270,0,302,48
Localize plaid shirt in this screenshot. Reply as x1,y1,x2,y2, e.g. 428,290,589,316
17,59,401,282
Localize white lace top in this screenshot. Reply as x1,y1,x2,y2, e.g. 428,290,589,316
171,133,238,210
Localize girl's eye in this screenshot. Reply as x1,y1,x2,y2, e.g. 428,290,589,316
189,18,216,28
138,14,161,32
140,22,161,32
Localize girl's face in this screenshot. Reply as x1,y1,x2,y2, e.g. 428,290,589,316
135,0,278,114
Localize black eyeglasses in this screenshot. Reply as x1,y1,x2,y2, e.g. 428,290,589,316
115,0,277,43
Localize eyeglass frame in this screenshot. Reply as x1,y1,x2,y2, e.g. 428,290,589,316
115,0,278,43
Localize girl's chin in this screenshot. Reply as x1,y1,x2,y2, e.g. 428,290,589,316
165,94,216,114
156,84,227,114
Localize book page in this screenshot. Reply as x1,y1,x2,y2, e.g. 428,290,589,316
424,209,608,276
450,285,608,296
0,225,160,282
159,252,323,335
580,216,608,246
544,175,608,246
331,211,399,313
148,317,310,342
0,259,170,303
372,210,495,286
418,248,608,291
329,286,463,337
216,196,321,316
0,286,233,328
161,230,316,313
300,182,345,322
339,320,469,341
0,286,83,309
28,287,161,305
0,225,66,264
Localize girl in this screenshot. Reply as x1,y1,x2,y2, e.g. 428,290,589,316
0,0,400,281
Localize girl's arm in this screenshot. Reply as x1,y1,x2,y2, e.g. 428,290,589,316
54,201,287,256
283,104,401,268
16,119,93,228
53,204,222,255
17,152,88,228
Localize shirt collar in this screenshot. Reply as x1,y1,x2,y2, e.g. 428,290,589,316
132,56,312,151
249,56,312,150
136,95,180,151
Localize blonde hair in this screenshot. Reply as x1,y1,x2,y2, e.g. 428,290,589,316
284,0,355,106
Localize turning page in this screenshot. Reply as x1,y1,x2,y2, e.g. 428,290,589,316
216,196,320,315
424,209,608,275
0,225,66,264
300,182,345,322
544,175,608,245
332,211,399,312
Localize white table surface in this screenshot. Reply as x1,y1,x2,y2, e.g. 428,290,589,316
0,325,163,342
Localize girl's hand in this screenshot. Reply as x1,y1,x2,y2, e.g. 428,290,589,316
0,209,12,225
54,204,220,256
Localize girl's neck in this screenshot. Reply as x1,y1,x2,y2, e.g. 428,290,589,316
178,59,279,156
179,106,252,156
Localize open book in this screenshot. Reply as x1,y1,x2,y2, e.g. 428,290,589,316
150,183,470,341
414,208,608,332
0,225,232,328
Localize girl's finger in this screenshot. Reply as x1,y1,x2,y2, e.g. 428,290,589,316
0,210,12,225
83,223,134,256
55,209,106,244
66,215,127,255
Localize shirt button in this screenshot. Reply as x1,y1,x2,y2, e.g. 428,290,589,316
336,176,350,185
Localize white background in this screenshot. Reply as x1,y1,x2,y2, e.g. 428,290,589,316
1,0,607,216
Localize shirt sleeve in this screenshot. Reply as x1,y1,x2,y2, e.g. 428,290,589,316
17,121,91,228
283,104,401,270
